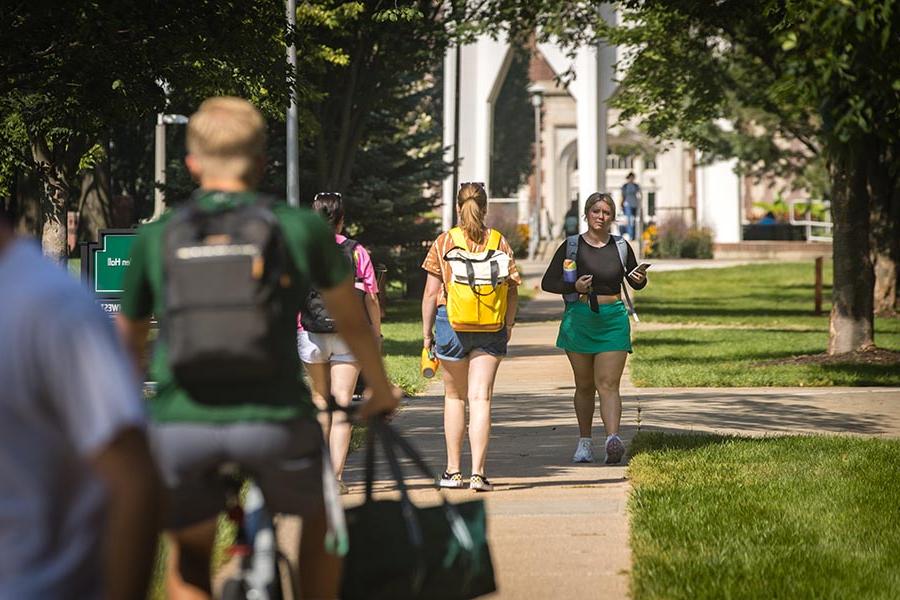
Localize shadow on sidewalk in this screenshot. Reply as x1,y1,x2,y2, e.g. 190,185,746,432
343,385,895,493
634,390,889,434
342,391,640,489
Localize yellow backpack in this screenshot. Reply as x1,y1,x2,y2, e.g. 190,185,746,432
443,227,510,332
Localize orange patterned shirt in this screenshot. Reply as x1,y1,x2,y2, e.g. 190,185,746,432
421,229,522,306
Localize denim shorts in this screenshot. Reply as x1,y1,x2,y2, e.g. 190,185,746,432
434,305,508,361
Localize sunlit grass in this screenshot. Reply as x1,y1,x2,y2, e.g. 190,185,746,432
628,432,900,599
630,262,900,386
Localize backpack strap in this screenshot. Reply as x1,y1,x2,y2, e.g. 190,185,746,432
448,227,467,250
611,234,639,322
485,229,501,252
562,235,580,305
339,238,364,284
449,227,500,254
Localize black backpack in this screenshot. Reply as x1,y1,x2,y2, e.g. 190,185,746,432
162,193,297,393
300,238,365,333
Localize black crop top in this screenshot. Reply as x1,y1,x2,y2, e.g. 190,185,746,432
541,236,648,296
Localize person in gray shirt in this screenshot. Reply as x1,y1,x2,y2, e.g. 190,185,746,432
0,206,162,599
620,172,641,241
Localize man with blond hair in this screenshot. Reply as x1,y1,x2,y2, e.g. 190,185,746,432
118,96,399,599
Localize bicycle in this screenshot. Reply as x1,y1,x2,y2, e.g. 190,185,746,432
219,464,288,600
219,399,356,600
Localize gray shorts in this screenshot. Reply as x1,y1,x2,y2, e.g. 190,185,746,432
149,418,325,529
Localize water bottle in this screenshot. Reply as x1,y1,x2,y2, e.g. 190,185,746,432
563,259,578,283
243,483,281,600
420,347,439,378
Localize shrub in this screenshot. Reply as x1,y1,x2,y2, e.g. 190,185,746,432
681,226,714,258
654,216,714,259
656,216,688,258
486,210,528,257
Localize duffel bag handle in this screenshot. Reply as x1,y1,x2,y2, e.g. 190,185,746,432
380,423,475,552
362,418,475,553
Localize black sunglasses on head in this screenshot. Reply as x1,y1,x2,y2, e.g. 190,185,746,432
459,181,485,189
313,192,342,201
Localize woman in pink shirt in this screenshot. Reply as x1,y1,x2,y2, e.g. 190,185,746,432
298,192,381,493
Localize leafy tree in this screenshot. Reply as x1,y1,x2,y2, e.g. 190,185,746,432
337,70,447,294
1,0,621,269
0,0,343,259
491,44,533,199
605,0,900,352
293,1,604,288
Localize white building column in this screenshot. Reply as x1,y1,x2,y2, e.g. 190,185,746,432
696,159,741,243
442,37,512,230
573,6,616,233
442,46,458,230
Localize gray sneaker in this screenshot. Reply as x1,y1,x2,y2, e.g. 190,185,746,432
605,435,625,464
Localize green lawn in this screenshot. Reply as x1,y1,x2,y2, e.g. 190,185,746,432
628,432,900,600
631,262,900,386
637,262,836,328
382,298,428,395
631,327,900,386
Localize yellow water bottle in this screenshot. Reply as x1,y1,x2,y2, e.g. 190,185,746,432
420,347,439,378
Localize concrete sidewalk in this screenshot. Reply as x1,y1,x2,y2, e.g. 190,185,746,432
341,295,634,599
341,285,900,599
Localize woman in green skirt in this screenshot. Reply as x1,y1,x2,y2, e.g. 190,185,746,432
541,193,647,464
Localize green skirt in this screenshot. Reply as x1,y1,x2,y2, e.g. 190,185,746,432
556,300,632,354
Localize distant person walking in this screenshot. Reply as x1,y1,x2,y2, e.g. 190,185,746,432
299,191,382,494
563,200,580,237
421,182,521,491
118,97,399,600
621,172,641,241
0,206,162,599
541,193,647,464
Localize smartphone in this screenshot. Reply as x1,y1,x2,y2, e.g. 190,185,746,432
628,263,651,279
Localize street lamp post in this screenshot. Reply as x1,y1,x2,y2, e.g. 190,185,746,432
285,0,300,207
153,113,189,221
527,85,544,261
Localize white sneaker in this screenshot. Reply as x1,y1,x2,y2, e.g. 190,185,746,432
572,438,594,463
439,471,466,489
469,474,494,492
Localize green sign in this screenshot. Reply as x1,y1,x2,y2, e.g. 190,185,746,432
93,233,136,294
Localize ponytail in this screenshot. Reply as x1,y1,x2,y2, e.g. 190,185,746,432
456,182,488,244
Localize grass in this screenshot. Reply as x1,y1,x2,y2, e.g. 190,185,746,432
382,298,429,395
631,328,900,387
631,262,900,386
637,261,836,328
628,432,900,600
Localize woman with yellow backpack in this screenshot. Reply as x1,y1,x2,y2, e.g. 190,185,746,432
421,182,521,492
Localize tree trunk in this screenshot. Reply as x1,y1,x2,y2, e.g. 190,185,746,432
78,161,112,244
14,165,43,237
828,150,874,353
31,137,69,262
869,154,899,316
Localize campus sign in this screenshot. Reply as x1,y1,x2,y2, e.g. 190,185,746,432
81,229,136,315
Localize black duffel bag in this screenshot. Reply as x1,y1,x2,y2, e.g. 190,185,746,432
340,419,496,600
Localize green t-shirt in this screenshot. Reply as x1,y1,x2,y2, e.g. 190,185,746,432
120,190,350,424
